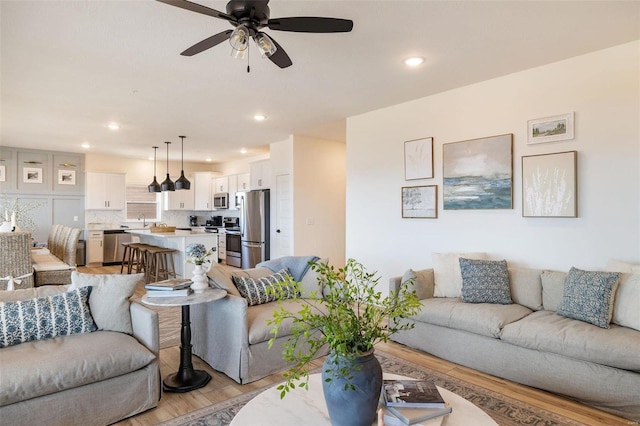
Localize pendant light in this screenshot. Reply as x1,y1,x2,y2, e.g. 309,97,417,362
148,146,161,193
161,141,175,191
175,135,191,190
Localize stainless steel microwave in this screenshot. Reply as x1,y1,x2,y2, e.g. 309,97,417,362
213,192,228,210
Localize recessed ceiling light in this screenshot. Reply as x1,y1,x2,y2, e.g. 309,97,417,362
240,148,247,154
108,122,120,130
404,56,425,67
254,114,266,121
81,143,91,149
205,158,212,162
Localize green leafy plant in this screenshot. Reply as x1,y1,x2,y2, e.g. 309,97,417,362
267,258,421,398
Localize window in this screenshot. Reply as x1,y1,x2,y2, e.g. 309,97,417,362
126,185,159,221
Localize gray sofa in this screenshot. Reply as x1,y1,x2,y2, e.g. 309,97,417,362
390,260,640,421
191,260,328,384
0,273,160,426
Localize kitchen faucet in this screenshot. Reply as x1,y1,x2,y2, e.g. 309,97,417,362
138,213,147,228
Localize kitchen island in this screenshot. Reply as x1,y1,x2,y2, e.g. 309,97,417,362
125,230,218,278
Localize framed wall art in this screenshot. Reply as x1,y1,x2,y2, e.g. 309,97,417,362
0,165,5,182
527,112,574,144
23,167,43,184
522,151,577,217
58,170,76,185
443,134,513,210
404,137,433,180
402,185,437,218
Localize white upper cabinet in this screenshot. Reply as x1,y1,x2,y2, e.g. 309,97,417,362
237,173,250,192
163,185,195,210
250,160,271,189
85,172,125,210
213,176,229,194
194,172,215,210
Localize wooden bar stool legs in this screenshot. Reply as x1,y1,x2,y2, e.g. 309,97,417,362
145,247,177,283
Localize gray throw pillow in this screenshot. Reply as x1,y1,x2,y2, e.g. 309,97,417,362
232,268,298,306
459,258,512,304
556,267,621,328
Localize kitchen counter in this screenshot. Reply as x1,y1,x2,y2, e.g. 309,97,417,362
125,230,218,278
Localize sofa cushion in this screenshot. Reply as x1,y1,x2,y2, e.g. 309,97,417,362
208,266,276,297
605,259,640,273
30,252,74,272
501,310,640,371
0,287,96,348
0,285,70,303
299,258,328,298
459,258,512,304
540,270,566,311
612,273,640,331
233,268,298,306
433,252,487,298
508,268,543,311
247,299,305,344
401,269,434,300
0,330,155,406
412,297,532,338
556,267,621,328
70,272,142,335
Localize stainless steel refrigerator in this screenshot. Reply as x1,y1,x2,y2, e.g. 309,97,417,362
238,189,270,269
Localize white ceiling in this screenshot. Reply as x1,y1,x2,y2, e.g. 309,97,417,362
2,1,638,164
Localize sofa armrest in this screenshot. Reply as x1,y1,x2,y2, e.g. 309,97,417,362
130,302,160,355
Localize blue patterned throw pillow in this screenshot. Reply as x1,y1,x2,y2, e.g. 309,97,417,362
0,287,97,348
459,258,512,304
232,269,299,306
557,267,621,328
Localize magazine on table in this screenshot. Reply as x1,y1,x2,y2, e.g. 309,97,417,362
144,278,192,291
146,288,193,298
382,379,447,408
379,394,451,425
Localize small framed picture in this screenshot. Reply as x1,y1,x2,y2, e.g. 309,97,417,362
0,165,5,182
522,151,577,217
58,170,76,185
527,112,574,144
402,185,437,218
404,137,434,180
23,167,43,183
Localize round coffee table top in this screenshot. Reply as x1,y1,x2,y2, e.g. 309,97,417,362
141,288,226,307
230,373,497,425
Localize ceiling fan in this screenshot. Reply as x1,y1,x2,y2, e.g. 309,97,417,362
157,0,354,69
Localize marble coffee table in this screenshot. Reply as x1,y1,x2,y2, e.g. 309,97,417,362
230,373,497,425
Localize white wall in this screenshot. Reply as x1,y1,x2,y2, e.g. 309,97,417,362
346,41,640,292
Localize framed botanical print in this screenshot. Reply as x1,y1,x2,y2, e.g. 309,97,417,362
522,151,577,217
404,137,433,180
402,185,437,218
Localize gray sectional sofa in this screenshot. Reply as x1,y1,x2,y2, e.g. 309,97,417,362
0,273,160,426
389,257,640,421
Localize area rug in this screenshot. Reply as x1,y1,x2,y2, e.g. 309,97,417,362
157,350,583,426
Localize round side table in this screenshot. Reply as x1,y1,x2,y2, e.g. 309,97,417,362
142,288,226,392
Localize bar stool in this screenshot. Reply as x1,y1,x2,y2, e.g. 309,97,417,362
145,246,177,283
120,242,137,273
128,243,151,275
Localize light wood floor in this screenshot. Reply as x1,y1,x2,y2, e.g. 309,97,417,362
78,265,631,426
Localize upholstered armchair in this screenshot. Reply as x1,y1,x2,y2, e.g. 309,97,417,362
191,258,328,384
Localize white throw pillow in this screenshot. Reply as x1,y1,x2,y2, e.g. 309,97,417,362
432,252,487,298
612,273,640,332
70,272,143,335
605,259,640,274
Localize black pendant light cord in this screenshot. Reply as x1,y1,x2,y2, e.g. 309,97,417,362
161,141,175,191
148,146,161,193
175,135,191,190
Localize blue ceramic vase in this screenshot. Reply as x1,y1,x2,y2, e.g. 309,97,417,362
321,350,383,426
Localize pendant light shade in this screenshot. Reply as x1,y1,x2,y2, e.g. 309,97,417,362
161,141,175,192
175,135,191,190
148,146,161,193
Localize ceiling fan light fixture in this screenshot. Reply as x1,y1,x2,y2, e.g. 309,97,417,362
255,32,276,58
229,25,249,51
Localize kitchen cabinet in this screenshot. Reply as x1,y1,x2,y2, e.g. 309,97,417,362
213,176,229,194
86,230,104,266
194,172,215,210
250,160,271,190
85,172,125,210
227,175,238,210
237,173,250,192
218,231,226,262
163,185,195,210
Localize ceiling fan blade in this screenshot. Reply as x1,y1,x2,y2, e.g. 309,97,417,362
181,30,233,56
156,0,236,23
267,17,353,33
266,36,292,68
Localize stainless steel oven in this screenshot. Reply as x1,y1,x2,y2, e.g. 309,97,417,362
226,231,242,268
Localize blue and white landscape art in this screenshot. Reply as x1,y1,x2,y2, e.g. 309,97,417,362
443,134,513,210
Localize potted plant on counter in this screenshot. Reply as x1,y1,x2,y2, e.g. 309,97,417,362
268,258,421,426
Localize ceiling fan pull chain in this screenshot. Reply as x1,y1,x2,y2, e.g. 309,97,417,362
247,43,251,73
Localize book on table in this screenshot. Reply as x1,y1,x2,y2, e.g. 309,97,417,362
382,379,447,408
145,288,193,298
144,278,192,291
379,393,451,426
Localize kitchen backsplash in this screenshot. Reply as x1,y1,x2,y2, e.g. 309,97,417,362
85,209,239,229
